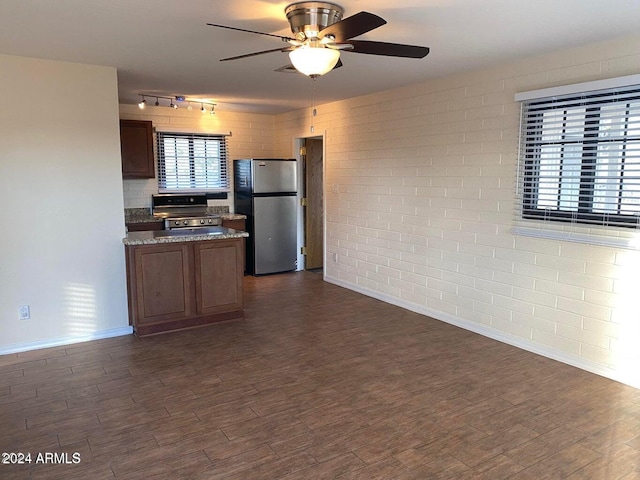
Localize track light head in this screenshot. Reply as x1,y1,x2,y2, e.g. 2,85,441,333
138,97,146,109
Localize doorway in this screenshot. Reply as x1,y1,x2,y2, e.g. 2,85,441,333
299,136,324,272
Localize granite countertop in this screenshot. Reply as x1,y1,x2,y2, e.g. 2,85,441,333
124,208,246,224
123,227,249,246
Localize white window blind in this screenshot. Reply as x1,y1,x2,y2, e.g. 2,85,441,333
156,131,229,193
515,80,640,245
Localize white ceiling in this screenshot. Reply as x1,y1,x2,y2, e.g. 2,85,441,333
1,0,639,114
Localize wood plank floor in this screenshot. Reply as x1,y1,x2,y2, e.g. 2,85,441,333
2,271,640,479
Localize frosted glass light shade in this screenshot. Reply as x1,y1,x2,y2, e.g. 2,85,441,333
289,46,340,77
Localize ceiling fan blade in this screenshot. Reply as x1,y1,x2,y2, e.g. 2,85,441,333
319,12,386,42
220,46,294,62
207,23,295,42
345,40,430,58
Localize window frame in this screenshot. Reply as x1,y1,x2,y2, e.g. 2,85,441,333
156,131,229,194
517,77,640,230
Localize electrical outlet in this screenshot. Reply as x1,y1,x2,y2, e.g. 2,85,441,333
18,305,30,320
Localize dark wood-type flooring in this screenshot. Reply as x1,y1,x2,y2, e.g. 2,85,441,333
2,272,640,479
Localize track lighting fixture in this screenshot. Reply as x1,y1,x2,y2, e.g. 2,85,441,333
137,94,217,113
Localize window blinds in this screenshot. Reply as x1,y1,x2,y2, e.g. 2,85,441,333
516,83,640,234
156,131,229,192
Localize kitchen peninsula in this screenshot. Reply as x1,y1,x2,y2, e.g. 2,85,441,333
123,227,249,336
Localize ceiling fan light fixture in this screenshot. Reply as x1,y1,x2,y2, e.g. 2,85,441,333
289,46,340,77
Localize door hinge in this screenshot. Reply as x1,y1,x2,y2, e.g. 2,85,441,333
300,197,307,207
301,246,307,255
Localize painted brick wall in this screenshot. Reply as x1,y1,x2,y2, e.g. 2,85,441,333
274,34,640,387
119,105,277,209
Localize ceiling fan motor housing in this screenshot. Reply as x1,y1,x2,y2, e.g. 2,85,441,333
285,2,344,40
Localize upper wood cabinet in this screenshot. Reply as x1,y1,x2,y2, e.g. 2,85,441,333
120,120,155,179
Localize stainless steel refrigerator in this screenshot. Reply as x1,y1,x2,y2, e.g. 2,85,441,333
234,159,298,275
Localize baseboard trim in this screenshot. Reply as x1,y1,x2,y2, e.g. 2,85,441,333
0,326,134,355
324,275,639,390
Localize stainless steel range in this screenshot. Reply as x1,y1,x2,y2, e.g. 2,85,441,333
152,194,222,230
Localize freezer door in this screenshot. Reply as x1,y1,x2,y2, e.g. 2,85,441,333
252,159,297,193
253,196,297,275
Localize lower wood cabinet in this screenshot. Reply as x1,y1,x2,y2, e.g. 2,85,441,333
221,218,246,273
221,218,245,231
125,238,243,336
195,241,243,316
126,221,164,232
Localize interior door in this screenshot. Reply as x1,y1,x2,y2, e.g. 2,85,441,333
304,138,324,270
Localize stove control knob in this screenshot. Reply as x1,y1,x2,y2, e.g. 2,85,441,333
200,219,205,225
183,220,189,225
208,219,213,224
174,221,180,226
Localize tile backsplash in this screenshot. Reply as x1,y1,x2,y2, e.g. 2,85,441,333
122,178,157,209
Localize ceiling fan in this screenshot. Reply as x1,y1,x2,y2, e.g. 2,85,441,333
207,1,430,78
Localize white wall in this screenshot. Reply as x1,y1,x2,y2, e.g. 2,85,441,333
0,54,130,353
274,34,640,388
120,105,277,210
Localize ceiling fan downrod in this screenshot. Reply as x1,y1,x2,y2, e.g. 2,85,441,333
285,2,344,40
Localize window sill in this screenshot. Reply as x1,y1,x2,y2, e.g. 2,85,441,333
512,226,640,250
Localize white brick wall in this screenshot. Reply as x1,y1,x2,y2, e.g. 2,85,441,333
274,34,640,387
119,105,276,209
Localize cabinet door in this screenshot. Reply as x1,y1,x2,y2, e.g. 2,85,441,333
221,220,246,272
120,120,155,178
133,243,193,324
194,239,243,315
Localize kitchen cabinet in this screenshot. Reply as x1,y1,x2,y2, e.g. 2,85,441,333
125,237,244,336
120,119,155,179
221,218,245,231
129,243,193,327
126,220,164,232
194,241,243,316
221,218,246,273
